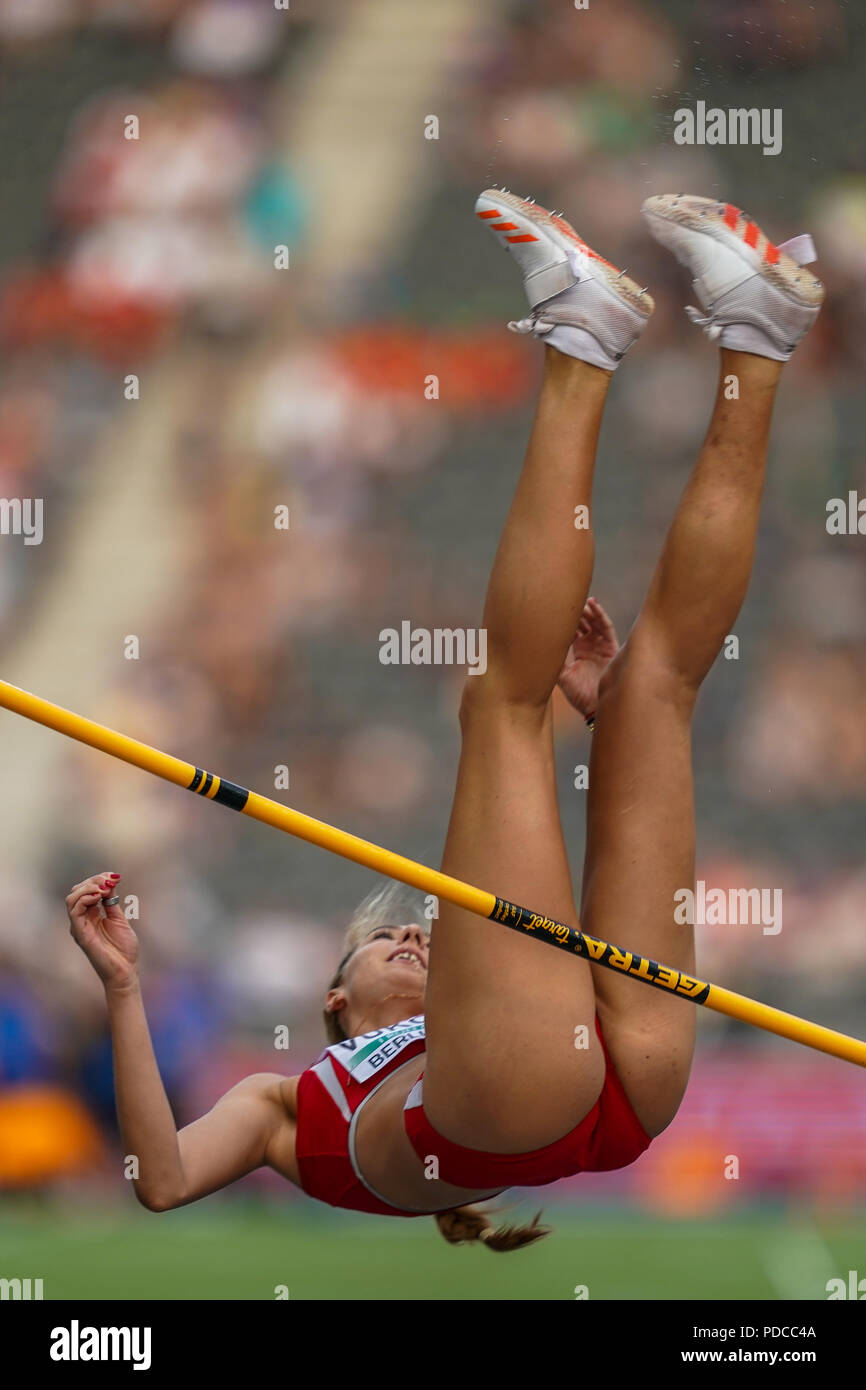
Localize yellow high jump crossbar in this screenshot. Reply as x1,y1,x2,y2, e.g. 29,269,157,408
1,676,864,1068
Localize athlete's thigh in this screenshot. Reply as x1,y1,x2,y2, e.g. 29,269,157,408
423,698,603,1152
580,635,697,1136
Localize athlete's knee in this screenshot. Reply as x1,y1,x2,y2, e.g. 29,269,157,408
598,629,699,713
458,668,548,731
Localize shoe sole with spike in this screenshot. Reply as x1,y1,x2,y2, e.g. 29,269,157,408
642,195,824,308
476,188,654,318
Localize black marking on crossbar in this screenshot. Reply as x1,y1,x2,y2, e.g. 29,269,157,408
490,897,710,1004
185,768,249,812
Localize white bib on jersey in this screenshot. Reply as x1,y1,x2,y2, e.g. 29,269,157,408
326,1016,425,1085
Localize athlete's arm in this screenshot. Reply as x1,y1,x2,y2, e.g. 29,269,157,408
111,982,298,1210
65,871,299,1212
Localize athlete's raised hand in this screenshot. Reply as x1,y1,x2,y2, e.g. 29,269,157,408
557,597,620,720
66,872,138,990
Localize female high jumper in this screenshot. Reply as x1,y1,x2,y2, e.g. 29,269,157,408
65,193,823,1250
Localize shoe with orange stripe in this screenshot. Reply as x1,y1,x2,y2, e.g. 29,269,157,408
475,188,654,371
641,195,824,361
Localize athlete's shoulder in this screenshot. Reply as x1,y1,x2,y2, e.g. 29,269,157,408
221,1070,300,1122
224,1073,301,1182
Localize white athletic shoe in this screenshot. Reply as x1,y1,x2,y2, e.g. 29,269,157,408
641,194,825,361
475,188,654,371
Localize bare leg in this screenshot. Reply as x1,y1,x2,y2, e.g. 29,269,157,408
581,350,783,1137
423,349,610,1151
472,349,607,703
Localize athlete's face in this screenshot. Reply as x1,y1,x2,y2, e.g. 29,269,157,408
326,923,430,1038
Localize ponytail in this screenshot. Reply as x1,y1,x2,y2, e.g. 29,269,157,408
434,1204,550,1252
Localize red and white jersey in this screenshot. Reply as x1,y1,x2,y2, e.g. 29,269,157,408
295,1015,430,1217
295,1011,652,1213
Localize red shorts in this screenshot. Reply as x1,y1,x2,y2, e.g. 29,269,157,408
403,1015,651,1189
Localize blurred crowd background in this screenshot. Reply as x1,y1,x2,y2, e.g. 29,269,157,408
0,0,865,1219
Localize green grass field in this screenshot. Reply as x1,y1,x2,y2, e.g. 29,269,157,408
2,1200,863,1300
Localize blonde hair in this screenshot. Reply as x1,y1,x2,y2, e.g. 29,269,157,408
344,878,432,954
324,878,431,1045
324,878,553,1254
